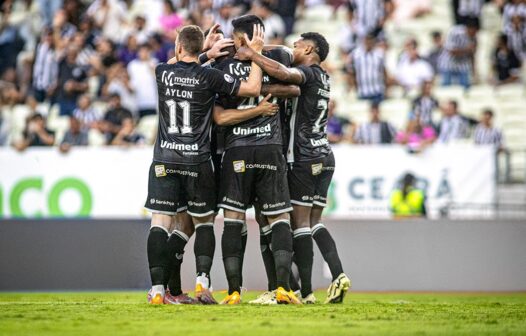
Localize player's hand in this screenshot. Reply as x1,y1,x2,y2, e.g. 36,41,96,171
207,38,234,60
257,94,279,116
245,24,265,54
234,45,253,61
203,23,222,51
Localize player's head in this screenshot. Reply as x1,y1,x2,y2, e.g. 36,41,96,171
292,32,329,65
175,25,204,60
231,14,265,50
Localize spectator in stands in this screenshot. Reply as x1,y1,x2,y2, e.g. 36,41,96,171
0,112,10,146
410,81,439,127
110,117,145,146
38,0,64,27
276,0,299,36
426,31,444,73
72,32,97,67
501,0,526,31
127,43,157,118
348,33,388,104
73,94,100,130
130,15,150,45
252,1,286,44
473,109,505,150
438,18,478,89
100,93,132,144
396,118,436,152
454,0,486,29
354,102,396,144
149,33,173,64
392,0,432,24
86,0,127,43
102,63,137,117
492,34,522,85
14,113,55,151
505,15,526,61
31,28,58,103
0,2,25,75
59,116,89,153
159,0,184,37
118,35,139,66
350,0,393,40
327,100,354,143
437,100,468,143
339,3,361,58
395,39,434,92
56,46,88,116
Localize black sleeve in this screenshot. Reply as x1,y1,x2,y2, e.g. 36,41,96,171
206,68,241,96
295,64,314,85
269,47,294,67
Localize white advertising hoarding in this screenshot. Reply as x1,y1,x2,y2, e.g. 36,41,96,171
0,145,495,219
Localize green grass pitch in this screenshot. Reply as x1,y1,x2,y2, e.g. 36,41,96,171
1,291,526,335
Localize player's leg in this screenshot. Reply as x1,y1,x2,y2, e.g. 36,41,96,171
144,161,179,304
220,209,245,304
291,205,315,303
310,153,351,303
164,211,198,304
185,160,219,304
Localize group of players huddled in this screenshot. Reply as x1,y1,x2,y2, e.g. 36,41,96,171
144,14,351,305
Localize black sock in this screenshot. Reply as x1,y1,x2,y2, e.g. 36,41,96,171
312,223,344,280
147,227,169,286
260,225,277,291
240,222,248,287
289,262,300,292
166,230,189,296
293,228,313,297
221,219,243,294
194,223,215,282
271,220,293,291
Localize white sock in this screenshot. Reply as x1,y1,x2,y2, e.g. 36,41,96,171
151,284,165,296
196,274,210,289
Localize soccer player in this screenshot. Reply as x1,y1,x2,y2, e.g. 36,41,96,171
237,32,352,303
144,24,269,304
215,15,302,304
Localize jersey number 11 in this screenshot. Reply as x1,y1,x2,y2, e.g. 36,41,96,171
166,99,192,134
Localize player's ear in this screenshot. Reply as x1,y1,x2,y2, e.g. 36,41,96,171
305,45,314,55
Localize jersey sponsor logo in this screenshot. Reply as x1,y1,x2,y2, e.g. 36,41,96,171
228,63,251,78
320,73,330,90
188,200,206,207
245,163,277,170
160,140,198,151
155,165,166,177
222,196,245,208
311,163,323,176
232,123,271,137
310,138,329,147
161,70,200,87
262,201,286,209
224,74,234,83
175,253,183,260
317,88,330,98
233,160,246,173
150,198,175,207
165,169,198,177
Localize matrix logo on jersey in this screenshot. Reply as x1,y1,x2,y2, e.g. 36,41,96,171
161,70,200,87
160,140,198,151
155,165,166,177
229,63,251,78
232,124,271,137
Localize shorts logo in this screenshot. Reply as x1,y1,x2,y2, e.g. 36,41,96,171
312,163,323,176
155,165,166,177
150,198,155,204
262,204,269,209
233,160,246,173
175,253,183,260
302,196,309,201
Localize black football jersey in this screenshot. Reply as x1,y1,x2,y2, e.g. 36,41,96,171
214,48,293,150
286,64,332,162
153,61,240,164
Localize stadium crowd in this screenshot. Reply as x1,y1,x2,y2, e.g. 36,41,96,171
0,0,515,152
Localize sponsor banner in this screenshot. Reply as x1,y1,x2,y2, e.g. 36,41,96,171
0,145,495,219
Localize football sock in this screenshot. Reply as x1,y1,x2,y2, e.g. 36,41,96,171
194,223,215,285
270,220,293,291
293,228,314,297
260,225,277,291
221,219,243,294
166,229,189,296
240,221,248,287
312,223,344,280
147,226,169,287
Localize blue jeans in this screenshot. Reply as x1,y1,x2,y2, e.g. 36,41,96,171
441,70,471,89
358,93,385,105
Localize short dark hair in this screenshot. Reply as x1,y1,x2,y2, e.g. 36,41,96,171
231,15,265,40
178,25,204,56
483,109,494,118
301,32,329,62
449,100,458,110
431,30,442,39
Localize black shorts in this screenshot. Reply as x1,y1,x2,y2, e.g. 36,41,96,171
218,145,292,216
288,152,335,207
144,160,216,217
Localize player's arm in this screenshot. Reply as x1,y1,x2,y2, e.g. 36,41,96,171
236,25,266,97
236,47,304,85
261,84,300,98
214,94,278,126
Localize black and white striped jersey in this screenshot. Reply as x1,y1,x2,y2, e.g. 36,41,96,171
437,114,468,143
438,25,475,73
286,64,332,163
502,2,526,30
473,124,504,147
457,0,485,17
214,48,293,150
153,61,241,164
350,46,386,97
32,42,58,91
411,95,439,126
350,0,386,34
505,25,526,60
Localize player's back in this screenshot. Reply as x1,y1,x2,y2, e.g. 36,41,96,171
287,64,331,162
154,61,239,164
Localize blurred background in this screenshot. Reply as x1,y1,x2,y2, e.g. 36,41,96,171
0,0,525,292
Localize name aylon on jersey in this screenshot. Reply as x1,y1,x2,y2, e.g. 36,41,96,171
164,88,193,98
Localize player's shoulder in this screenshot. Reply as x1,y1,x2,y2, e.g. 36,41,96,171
265,46,294,66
